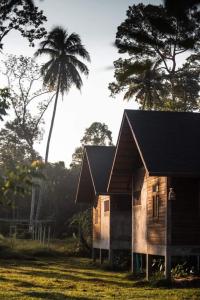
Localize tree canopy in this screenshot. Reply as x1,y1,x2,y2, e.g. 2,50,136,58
0,0,47,49
109,4,200,111
164,0,200,19
0,55,54,162
70,122,113,168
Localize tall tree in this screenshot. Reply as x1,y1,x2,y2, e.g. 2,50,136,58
109,4,200,111
0,0,46,49
81,122,113,146
35,26,90,163
1,55,54,158
70,122,113,168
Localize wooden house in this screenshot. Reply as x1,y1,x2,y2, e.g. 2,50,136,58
76,145,132,263
108,110,200,279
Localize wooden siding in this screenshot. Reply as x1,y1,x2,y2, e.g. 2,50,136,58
93,197,101,245
170,178,200,246
132,167,147,253
93,195,110,249
146,176,167,246
132,169,168,253
110,194,132,250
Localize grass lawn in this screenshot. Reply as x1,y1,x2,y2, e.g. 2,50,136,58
0,256,200,300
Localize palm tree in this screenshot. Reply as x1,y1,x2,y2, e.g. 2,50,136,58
110,58,168,110
35,26,90,163
123,60,168,110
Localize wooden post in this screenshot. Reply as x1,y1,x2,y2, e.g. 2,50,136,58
146,254,152,281
92,247,96,262
109,248,113,266
47,226,50,247
100,249,103,264
165,177,172,280
197,255,200,273
39,224,42,243
131,182,135,273
29,185,36,233
165,253,171,280
42,226,46,245
131,252,135,273
35,225,38,241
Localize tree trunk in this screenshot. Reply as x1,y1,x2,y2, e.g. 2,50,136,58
35,71,61,222
45,73,61,163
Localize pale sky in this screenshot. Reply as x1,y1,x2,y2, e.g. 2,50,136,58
1,0,161,167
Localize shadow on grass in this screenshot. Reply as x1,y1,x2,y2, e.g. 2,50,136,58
0,276,44,289
20,268,134,289
24,291,88,300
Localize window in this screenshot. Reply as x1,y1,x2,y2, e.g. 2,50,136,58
94,209,98,224
152,194,159,219
104,200,109,212
133,191,141,206
152,183,159,193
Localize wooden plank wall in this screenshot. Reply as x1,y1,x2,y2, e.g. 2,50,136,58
110,194,132,250
100,195,110,249
171,178,200,245
146,176,167,246
132,168,147,253
93,197,101,245
93,195,110,249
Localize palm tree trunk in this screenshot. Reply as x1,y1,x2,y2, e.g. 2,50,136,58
45,72,61,163
35,71,61,222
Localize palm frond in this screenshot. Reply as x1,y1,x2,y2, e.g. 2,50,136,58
64,55,89,76
67,44,91,62
65,33,81,47
34,26,90,96
35,48,57,58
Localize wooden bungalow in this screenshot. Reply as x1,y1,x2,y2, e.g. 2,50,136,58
76,145,132,263
108,110,200,279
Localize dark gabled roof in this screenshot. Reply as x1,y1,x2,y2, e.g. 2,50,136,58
76,145,115,203
108,110,200,193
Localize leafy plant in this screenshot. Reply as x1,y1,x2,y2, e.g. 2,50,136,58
69,209,92,255
171,262,190,278
0,88,10,121
0,160,44,203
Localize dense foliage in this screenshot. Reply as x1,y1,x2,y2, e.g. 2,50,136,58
71,122,113,168
0,0,47,49
109,4,200,111
0,88,10,121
